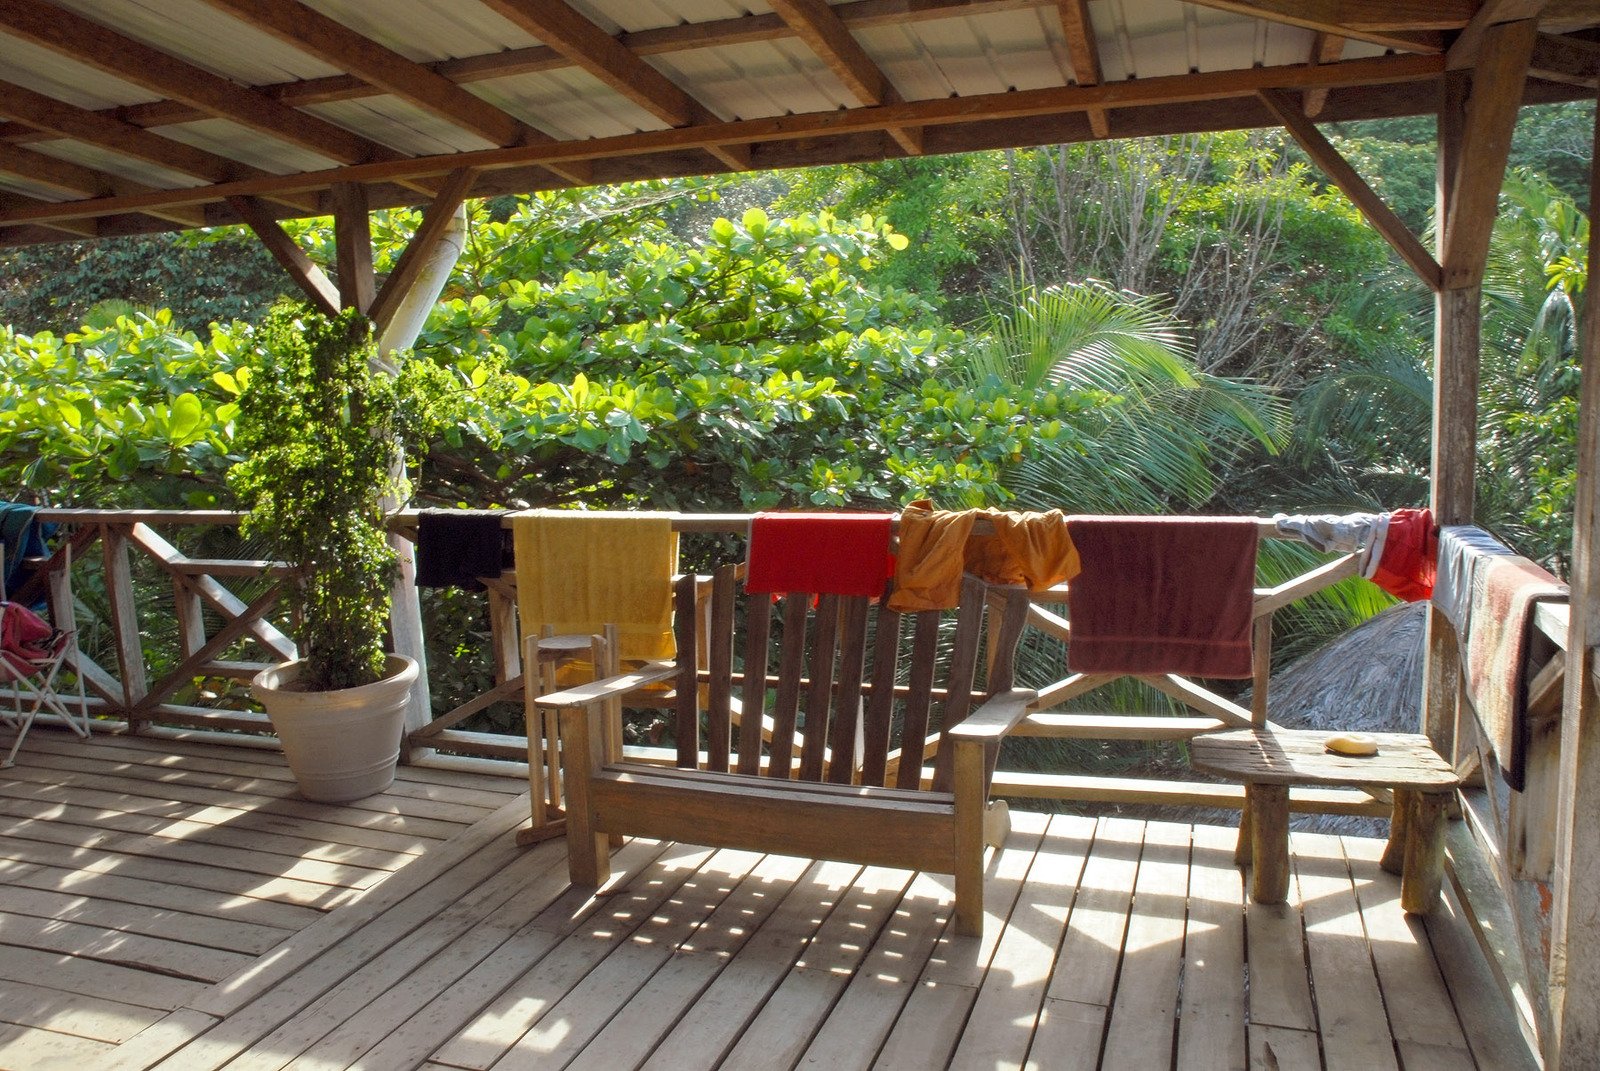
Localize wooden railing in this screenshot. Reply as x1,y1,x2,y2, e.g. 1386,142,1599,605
13,508,1386,817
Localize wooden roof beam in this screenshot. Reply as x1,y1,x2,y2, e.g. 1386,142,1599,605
1180,1,1453,52
1057,0,1109,137
1440,18,1539,288
1258,88,1442,290
1302,32,1346,117
369,168,477,334
1529,31,1600,86
478,0,751,171
0,78,250,184
0,51,1453,231
768,0,924,154
0,143,207,228
227,195,342,317
0,191,96,238
0,0,397,168
193,0,584,184
1447,0,1551,69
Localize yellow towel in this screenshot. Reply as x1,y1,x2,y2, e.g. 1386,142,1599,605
512,511,678,662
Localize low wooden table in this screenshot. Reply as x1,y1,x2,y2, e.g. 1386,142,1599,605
1191,728,1459,914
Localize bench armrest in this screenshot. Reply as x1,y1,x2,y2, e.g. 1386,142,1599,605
948,688,1037,741
535,663,677,708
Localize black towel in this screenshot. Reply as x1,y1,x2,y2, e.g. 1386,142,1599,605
415,511,510,592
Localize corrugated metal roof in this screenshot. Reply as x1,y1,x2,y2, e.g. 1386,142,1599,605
0,0,1590,246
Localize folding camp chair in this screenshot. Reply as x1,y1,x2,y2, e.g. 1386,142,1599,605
0,542,89,768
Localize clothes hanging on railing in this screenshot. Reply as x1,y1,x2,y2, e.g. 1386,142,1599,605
1272,511,1384,554
0,502,48,600
414,510,511,592
744,512,895,597
887,500,1081,612
1064,516,1259,678
1464,553,1566,791
1276,508,1437,602
1433,525,1517,634
511,511,678,663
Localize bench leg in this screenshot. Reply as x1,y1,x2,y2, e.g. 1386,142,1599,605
1401,791,1448,915
1235,785,1255,867
1380,789,1414,876
953,740,986,937
1250,783,1290,905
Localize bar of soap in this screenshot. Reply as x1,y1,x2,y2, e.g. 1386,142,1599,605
1326,732,1378,756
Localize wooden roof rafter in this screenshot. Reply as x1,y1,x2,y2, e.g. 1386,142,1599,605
767,0,925,156
0,51,1461,234
1056,0,1110,137
0,0,394,169
478,0,751,172
1180,0,1455,52
0,143,207,229
192,0,591,187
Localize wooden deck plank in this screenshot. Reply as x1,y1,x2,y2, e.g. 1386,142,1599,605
717,864,918,1069
1245,823,1318,1034
949,813,1095,1070
0,778,445,855
266,840,591,1071
1424,889,1542,1071
873,815,1049,1071
0,794,422,871
0,731,1521,1071
635,859,863,1071
0,809,391,890
1046,816,1143,1007
0,909,254,982
792,871,957,1071
0,762,472,839
516,853,817,1071
1175,824,1248,1071
0,858,322,931
1100,820,1192,1069
1294,830,1401,1071
1342,836,1472,1056
429,841,714,1071
1249,1023,1323,1070
0,978,166,1043
0,945,203,1011
490,847,767,1069
12,748,498,824
0,1019,118,1070
154,815,560,1070
0,882,292,954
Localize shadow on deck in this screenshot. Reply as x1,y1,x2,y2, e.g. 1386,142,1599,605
0,727,1535,1071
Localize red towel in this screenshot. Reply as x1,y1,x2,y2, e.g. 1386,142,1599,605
745,513,895,596
1065,517,1259,678
1465,554,1566,791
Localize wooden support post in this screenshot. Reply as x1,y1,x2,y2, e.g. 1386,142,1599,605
952,737,986,937
1235,785,1254,866
1423,69,1475,754
227,194,341,317
100,524,148,725
331,182,374,315
559,693,610,888
1381,789,1413,876
1251,611,1272,725
1401,791,1448,915
1547,88,1600,1071
1250,783,1290,904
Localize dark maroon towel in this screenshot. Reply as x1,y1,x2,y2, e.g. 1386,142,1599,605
1065,517,1259,678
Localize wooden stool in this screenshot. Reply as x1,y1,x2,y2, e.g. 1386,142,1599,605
1191,728,1459,914
515,629,620,847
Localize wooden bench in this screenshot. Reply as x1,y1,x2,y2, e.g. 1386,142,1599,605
1191,728,1460,914
536,570,1034,937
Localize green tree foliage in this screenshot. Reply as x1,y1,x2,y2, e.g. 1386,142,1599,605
0,230,290,334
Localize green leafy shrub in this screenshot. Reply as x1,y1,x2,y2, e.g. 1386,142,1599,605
229,304,400,691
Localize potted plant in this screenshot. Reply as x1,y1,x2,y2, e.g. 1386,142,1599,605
230,302,418,802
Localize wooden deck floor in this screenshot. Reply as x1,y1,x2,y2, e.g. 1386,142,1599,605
0,727,1537,1071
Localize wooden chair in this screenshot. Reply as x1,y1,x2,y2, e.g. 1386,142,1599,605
537,568,1035,936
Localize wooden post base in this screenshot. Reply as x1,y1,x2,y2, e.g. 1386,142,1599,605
1249,783,1291,904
